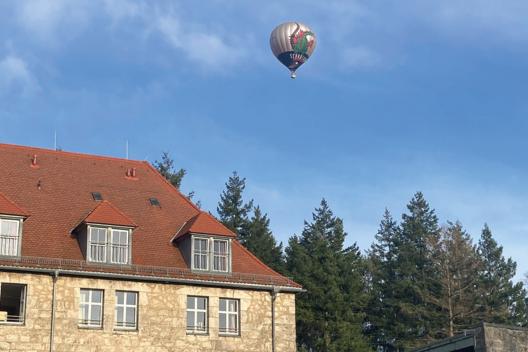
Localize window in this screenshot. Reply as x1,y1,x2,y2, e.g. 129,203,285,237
219,298,239,335
88,227,107,263
192,238,209,271
186,296,208,334
115,291,137,330
191,237,231,273
0,219,20,257
213,240,229,272
87,226,131,265
79,289,103,328
0,283,26,324
110,229,129,264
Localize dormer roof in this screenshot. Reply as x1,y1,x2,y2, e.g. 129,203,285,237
0,192,28,217
83,200,137,227
174,212,235,241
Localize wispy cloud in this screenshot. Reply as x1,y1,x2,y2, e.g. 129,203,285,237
155,14,248,71
0,54,39,96
341,46,382,70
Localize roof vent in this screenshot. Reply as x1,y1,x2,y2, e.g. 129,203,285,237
30,154,39,168
149,198,160,207
91,192,103,201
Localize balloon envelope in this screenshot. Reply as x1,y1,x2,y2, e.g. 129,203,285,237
270,22,316,78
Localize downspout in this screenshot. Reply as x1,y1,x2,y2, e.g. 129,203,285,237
49,270,59,352
271,287,280,352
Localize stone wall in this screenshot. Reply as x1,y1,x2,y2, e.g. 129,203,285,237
483,324,528,352
0,271,297,352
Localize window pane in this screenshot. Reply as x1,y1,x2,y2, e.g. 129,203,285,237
219,299,226,311
80,305,89,321
187,296,195,309
219,313,226,330
125,307,136,323
116,306,124,322
229,314,238,332
228,300,237,312
91,305,102,323
80,289,89,303
197,297,206,310
126,292,136,305
187,311,194,329
116,291,124,305
92,290,102,303
197,312,206,328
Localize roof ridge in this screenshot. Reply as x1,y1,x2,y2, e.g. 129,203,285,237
0,142,145,165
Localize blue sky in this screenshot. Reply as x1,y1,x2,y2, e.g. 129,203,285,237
1,0,528,282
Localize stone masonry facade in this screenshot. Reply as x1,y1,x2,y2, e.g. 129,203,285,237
0,271,297,352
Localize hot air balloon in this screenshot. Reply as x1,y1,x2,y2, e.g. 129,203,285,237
270,22,317,79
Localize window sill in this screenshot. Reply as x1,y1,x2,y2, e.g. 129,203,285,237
0,322,25,326
113,327,138,334
78,325,103,330
219,333,241,338
186,331,209,336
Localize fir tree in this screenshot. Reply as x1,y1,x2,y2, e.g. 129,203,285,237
244,206,285,273
217,172,253,237
286,199,371,352
436,222,481,336
154,152,186,189
366,209,402,351
476,224,528,326
393,192,443,349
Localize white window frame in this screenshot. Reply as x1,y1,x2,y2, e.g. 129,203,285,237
88,227,107,263
186,296,208,334
191,236,231,273
110,229,129,265
0,283,26,325
212,239,229,273
114,291,138,330
192,237,209,271
0,218,21,257
87,226,131,265
219,298,240,336
79,288,104,328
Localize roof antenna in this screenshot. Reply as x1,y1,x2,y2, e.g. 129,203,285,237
126,140,129,160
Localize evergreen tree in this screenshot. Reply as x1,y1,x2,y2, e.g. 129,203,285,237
366,209,402,351
476,224,528,326
217,172,253,237
393,192,443,349
436,222,481,336
244,206,285,273
286,199,371,352
154,152,186,189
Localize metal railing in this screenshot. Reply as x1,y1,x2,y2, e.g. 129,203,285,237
0,314,24,324
0,235,18,257
0,255,299,287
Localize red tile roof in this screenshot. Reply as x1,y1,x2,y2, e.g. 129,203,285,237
0,143,299,289
174,211,235,240
0,192,28,217
84,201,137,227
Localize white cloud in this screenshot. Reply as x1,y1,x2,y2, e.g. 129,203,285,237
15,0,94,45
156,15,247,71
0,55,39,96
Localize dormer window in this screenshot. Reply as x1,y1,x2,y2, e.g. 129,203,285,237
88,226,131,265
0,217,22,257
191,236,231,273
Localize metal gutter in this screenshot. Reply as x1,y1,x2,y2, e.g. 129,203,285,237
0,265,304,293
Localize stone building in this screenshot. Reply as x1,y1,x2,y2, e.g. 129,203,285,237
413,323,528,352
0,143,301,351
